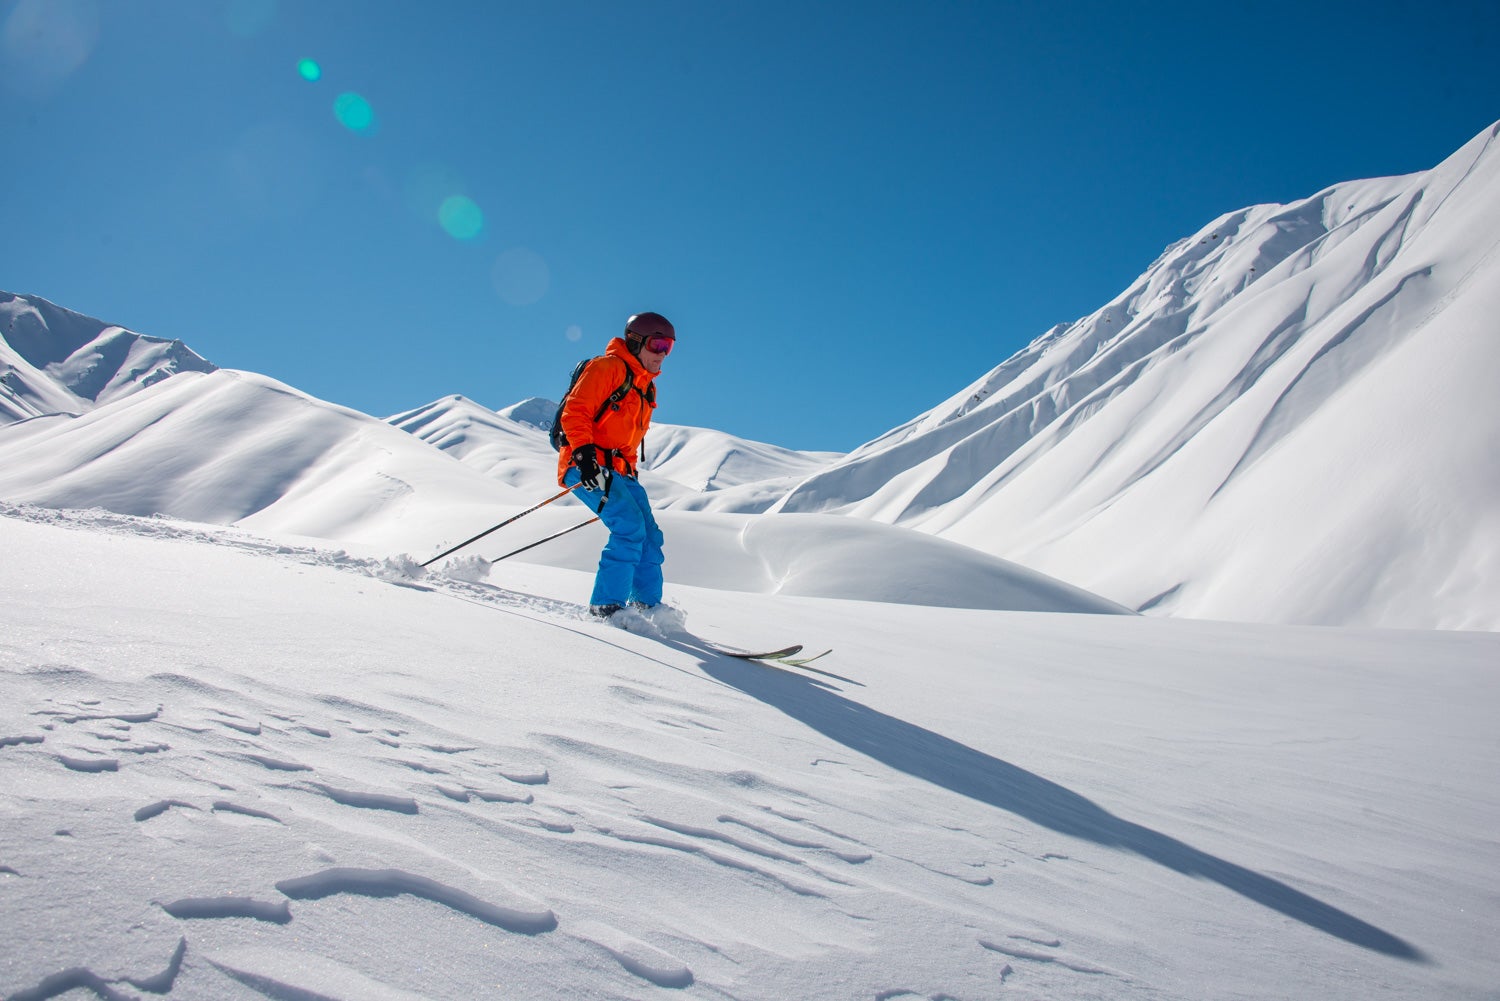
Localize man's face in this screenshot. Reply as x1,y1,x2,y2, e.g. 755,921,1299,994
639,336,672,374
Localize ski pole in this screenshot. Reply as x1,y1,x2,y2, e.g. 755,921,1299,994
420,488,573,567
487,516,600,564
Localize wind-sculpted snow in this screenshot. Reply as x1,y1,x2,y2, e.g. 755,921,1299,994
275,867,558,934
2,500,1496,999
160,895,293,925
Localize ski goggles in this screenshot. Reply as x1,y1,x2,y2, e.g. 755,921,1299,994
642,335,674,356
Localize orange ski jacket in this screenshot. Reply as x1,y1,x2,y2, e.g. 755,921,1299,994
555,337,658,485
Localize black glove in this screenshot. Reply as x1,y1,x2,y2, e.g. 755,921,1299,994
572,444,605,492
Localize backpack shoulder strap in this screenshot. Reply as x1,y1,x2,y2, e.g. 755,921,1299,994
591,356,636,422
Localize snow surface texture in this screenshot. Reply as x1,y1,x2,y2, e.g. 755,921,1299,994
2,503,1496,1000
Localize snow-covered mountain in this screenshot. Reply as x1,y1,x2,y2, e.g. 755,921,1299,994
3,123,1497,630
386,394,561,491
0,291,215,422
772,121,1500,631
0,369,537,546
387,393,842,513
0,355,1106,613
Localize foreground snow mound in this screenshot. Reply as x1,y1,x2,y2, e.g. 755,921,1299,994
737,514,1128,612
773,121,1500,631
2,503,1496,1000
479,508,1129,613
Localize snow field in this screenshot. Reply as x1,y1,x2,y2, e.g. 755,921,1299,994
2,505,1496,1000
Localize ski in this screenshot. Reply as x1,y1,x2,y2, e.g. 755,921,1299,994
715,645,851,682
714,644,803,661
601,613,843,679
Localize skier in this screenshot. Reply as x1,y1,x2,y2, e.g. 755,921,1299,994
556,311,675,619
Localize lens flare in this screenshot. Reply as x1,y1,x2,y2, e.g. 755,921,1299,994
297,58,321,82
439,195,484,240
333,92,376,134
565,325,583,343
492,247,550,305
1,0,101,99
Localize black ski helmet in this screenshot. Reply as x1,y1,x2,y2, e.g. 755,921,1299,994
624,311,675,351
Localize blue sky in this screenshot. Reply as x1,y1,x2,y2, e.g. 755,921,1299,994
3,0,1497,451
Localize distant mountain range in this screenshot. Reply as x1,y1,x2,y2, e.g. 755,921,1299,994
1,291,215,422
3,120,1496,629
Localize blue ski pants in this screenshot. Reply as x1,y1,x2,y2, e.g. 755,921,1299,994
564,468,664,608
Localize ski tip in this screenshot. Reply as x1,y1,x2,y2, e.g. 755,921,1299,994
780,648,833,667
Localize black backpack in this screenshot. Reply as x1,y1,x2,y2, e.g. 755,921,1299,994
549,356,642,452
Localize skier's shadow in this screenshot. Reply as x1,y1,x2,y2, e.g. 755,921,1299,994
699,656,1425,962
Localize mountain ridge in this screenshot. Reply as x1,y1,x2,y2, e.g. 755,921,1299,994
3,122,1496,629
767,121,1500,630
1,290,216,421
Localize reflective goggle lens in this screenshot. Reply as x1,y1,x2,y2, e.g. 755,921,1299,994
644,336,674,355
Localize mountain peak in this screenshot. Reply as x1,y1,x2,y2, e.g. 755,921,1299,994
1,290,215,421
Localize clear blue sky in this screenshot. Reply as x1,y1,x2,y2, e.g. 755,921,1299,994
4,0,1497,451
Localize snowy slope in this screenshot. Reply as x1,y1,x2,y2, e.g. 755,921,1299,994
386,394,561,490
3,503,1496,1000
641,424,839,494
0,371,1110,614
0,290,215,423
773,121,1500,631
0,369,533,547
